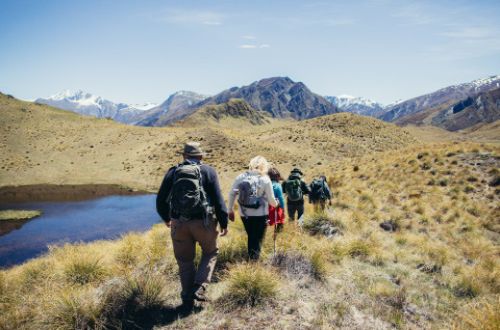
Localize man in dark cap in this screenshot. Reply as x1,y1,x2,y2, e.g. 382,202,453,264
282,168,310,223
157,142,228,311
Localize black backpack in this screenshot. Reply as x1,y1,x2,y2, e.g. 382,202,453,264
169,163,208,218
310,178,326,200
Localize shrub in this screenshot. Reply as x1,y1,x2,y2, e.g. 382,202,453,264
220,263,278,308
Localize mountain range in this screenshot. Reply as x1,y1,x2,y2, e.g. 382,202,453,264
324,95,385,117
33,75,500,131
380,75,500,122
35,90,158,124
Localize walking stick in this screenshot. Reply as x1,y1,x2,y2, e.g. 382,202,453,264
273,207,278,257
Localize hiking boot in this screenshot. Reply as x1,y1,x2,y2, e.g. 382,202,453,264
192,283,209,302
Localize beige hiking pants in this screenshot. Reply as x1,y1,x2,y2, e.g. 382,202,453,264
170,218,219,300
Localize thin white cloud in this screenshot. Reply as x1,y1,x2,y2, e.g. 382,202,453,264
440,26,498,39
242,35,257,40
239,44,271,49
164,9,223,26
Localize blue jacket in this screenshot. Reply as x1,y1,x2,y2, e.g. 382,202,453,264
272,181,285,209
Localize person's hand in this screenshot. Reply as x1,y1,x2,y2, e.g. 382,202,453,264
229,211,235,222
220,228,228,236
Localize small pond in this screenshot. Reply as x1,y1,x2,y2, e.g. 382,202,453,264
0,194,161,268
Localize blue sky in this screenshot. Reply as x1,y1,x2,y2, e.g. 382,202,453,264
1,0,499,104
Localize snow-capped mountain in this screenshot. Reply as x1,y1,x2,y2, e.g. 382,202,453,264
35,90,156,124
380,75,500,122
324,95,385,117
134,91,209,126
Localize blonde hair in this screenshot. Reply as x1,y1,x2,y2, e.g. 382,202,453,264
248,156,270,175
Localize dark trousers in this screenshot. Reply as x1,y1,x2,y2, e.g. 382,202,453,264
241,216,268,260
287,202,304,221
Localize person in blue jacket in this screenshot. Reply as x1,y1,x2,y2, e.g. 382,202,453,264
268,167,285,231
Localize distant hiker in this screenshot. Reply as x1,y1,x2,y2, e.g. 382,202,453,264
228,156,278,260
282,168,310,223
268,167,285,232
156,142,228,311
309,175,332,212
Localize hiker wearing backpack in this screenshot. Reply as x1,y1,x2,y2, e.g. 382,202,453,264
282,168,310,222
309,175,332,212
268,167,285,232
228,156,278,260
156,142,228,310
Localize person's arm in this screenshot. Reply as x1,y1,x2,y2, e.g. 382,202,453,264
156,167,175,224
206,167,228,230
324,182,332,199
301,180,310,194
281,181,287,196
228,176,241,212
265,179,278,207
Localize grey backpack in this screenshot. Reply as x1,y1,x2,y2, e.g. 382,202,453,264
237,173,262,209
169,163,208,218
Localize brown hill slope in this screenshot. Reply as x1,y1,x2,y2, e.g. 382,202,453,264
0,93,417,192
396,87,500,132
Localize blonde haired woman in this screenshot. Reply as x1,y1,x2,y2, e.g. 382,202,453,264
228,156,277,260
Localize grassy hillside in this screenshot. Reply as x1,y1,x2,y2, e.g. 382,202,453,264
1,93,499,329
0,93,418,192
0,143,498,329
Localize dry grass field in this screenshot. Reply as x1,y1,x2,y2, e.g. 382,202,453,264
0,93,499,329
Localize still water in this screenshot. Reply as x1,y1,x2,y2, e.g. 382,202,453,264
0,194,161,268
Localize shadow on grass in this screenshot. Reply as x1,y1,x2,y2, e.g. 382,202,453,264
119,303,203,330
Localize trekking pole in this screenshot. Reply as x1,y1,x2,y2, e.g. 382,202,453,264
273,207,278,258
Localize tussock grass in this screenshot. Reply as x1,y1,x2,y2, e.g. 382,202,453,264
302,211,344,237
63,253,107,285
40,288,105,330
271,249,328,280
219,263,278,308
451,296,500,330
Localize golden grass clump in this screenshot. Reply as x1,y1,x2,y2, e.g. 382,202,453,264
40,288,105,330
451,296,500,330
220,263,279,308
63,252,107,285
